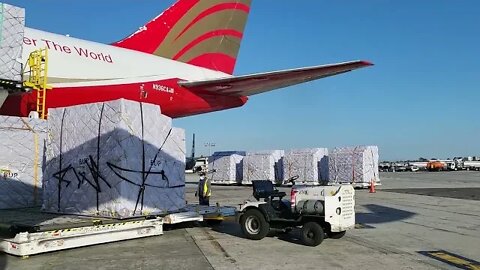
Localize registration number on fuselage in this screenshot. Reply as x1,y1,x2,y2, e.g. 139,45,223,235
152,84,174,94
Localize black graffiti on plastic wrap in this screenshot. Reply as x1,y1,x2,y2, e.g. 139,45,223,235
106,162,171,188
78,155,112,191
52,164,75,188
52,157,184,191
52,155,112,192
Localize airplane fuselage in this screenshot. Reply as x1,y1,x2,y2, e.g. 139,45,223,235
0,28,247,118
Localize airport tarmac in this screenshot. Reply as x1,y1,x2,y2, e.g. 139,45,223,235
1,171,479,270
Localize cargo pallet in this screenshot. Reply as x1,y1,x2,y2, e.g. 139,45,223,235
0,204,235,257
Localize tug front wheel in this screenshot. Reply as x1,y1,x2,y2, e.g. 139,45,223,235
240,209,270,240
301,222,324,246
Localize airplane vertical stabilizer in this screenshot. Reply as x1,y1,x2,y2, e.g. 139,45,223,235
113,0,252,74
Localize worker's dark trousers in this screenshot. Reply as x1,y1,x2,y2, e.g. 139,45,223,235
199,196,210,206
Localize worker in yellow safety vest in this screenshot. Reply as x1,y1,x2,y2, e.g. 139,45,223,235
196,171,211,206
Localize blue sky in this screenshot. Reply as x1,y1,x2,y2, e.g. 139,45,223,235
7,0,480,160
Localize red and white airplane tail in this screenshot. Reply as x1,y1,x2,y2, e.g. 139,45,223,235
113,0,251,75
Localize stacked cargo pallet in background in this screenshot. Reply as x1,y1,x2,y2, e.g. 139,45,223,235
208,151,245,185
328,145,380,188
283,148,329,185
0,3,24,82
42,99,186,219
248,150,284,184
0,3,25,107
0,116,46,209
242,153,275,185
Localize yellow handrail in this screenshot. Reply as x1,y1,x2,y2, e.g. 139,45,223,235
23,48,51,119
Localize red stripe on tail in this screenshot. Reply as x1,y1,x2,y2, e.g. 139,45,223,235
174,3,250,41
173,29,243,60
113,0,199,54
112,0,252,74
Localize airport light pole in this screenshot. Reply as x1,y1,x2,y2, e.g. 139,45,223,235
204,142,216,157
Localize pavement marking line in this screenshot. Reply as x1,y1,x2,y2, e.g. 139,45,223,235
401,220,471,237
345,235,406,255
354,223,375,229
419,250,480,270
185,230,215,270
200,227,237,264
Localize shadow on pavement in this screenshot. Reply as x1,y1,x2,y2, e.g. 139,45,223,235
0,252,6,270
356,204,416,225
211,221,244,239
211,222,307,246
211,204,416,246
275,229,305,246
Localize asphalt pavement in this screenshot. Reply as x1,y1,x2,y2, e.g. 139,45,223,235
2,171,480,270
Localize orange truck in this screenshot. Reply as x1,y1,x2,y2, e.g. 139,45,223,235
426,160,446,171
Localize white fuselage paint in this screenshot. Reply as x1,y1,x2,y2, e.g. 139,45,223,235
22,27,231,87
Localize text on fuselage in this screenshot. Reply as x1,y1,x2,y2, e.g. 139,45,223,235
152,84,174,94
23,37,114,64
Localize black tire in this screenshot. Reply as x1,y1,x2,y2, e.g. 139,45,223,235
240,209,270,240
328,231,346,239
301,222,324,246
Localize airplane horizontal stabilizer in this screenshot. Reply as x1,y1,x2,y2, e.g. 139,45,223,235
178,60,373,97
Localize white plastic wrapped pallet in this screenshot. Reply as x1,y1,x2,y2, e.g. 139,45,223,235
248,150,284,182
328,146,380,187
0,116,46,209
208,151,245,184
42,99,186,218
0,3,24,82
283,148,328,185
242,154,275,184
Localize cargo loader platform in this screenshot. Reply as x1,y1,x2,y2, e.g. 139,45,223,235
0,204,236,257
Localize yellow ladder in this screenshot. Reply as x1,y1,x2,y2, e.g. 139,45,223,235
23,48,51,119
